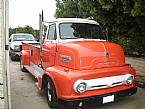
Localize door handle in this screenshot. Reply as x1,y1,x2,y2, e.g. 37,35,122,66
30,49,33,56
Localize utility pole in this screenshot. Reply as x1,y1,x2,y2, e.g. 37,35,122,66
0,0,11,109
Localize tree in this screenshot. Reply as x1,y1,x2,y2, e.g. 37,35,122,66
9,27,16,37
55,0,90,18
9,26,39,39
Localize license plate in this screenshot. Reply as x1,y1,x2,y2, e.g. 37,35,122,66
103,95,114,104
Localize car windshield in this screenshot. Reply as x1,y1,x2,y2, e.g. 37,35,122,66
13,35,35,41
59,23,106,40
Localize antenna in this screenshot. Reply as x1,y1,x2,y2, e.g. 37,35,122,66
39,10,44,36
39,13,42,36
41,10,44,22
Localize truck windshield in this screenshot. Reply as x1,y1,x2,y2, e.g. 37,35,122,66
13,35,35,41
59,23,106,40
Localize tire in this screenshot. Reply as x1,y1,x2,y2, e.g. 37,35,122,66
20,56,27,72
45,77,58,108
15,55,20,61
9,50,16,61
10,55,16,61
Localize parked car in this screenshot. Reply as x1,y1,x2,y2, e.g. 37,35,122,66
9,33,37,61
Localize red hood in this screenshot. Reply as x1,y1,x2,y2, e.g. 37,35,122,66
57,41,125,70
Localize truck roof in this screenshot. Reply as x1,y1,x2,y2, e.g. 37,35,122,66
45,18,99,25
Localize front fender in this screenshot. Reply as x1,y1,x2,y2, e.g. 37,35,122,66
43,66,73,99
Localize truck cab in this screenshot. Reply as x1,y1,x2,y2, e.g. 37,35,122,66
20,18,137,108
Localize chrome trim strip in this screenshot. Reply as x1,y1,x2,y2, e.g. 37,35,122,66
74,74,133,92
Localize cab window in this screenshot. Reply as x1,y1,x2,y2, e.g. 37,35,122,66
47,24,56,40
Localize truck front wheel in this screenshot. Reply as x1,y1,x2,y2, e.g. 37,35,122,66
46,77,58,108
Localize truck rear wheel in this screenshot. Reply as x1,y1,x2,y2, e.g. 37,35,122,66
45,77,58,108
20,56,27,72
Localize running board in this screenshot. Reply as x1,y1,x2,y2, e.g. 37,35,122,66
24,64,44,90
24,64,44,79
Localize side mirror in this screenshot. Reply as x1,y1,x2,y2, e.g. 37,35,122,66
9,38,11,42
40,34,45,44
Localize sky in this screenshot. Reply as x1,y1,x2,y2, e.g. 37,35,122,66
9,0,56,29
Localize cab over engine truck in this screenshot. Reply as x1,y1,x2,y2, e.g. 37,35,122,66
20,18,137,108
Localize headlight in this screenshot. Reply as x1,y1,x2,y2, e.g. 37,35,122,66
126,76,134,85
14,45,20,51
74,81,87,93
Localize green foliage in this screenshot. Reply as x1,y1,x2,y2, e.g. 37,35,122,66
55,0,145,55
110,34,145,56
55,0,90,18
9,27,16,37
131,0,145,16
9,26,39,39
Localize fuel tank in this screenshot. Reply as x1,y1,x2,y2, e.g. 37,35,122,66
57,40,125,70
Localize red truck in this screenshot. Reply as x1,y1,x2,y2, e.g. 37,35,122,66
20,18,137,108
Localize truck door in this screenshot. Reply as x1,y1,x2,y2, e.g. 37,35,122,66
42,24,57,69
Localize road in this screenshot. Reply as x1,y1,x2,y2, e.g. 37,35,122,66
10,57,145,109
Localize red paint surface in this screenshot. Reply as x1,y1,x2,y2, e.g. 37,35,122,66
21,40,136,100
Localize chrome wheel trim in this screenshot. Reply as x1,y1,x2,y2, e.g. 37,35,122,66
47,82,52,102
